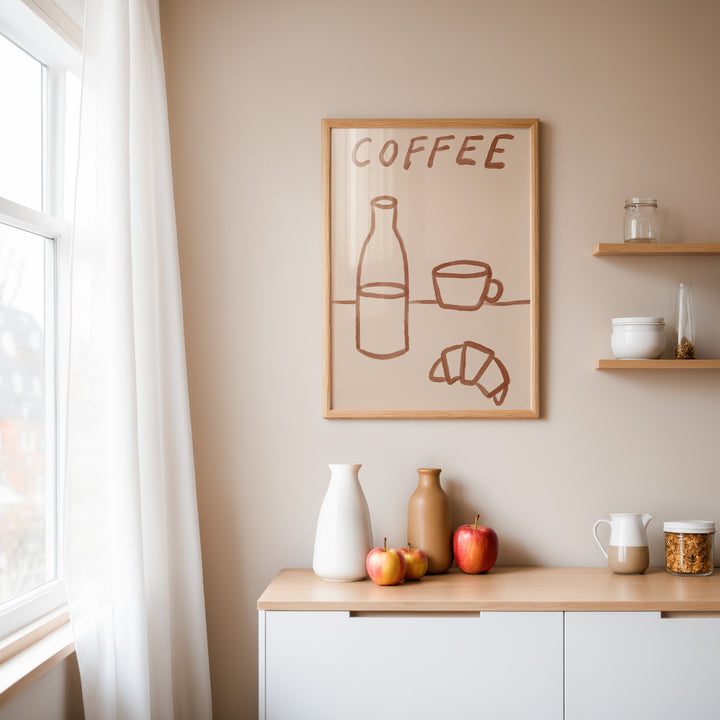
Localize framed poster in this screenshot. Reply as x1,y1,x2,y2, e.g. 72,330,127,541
322,119,539,418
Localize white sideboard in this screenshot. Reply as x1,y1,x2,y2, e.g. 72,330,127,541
565,610,720,718
261,610,562,719
258,568,720,720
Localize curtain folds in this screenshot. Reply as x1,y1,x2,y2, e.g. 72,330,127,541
64,1,212,718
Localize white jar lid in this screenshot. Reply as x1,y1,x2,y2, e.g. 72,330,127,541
612,317,664,325
664,521,716,534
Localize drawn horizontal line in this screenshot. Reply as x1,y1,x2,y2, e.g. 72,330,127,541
332,298,531,306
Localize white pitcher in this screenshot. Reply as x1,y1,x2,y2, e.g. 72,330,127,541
593,513,653,574
313,464,373,582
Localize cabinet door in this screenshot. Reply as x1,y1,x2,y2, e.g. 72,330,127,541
565,612,720,718
260,610,563,720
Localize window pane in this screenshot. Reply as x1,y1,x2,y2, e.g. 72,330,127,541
0,222,54,605
0,33,43,211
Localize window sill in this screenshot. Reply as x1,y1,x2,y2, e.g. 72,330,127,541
0,608,75,707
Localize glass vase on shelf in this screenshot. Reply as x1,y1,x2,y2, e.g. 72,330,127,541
674,282,696,359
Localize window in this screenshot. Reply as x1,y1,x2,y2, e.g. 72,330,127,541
0,34,42,210
0,1,80,639
0,222,53,604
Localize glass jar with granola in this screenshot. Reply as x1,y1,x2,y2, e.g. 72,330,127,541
674,283,696,359
664,521,715,576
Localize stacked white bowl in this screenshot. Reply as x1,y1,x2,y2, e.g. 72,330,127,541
611,317,665,359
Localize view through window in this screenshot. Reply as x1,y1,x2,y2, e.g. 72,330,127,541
0,17,79,625
0,222,53,604
0,33,42,211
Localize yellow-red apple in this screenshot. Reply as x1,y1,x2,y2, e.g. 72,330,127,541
399,543,428,580
366,538,406,585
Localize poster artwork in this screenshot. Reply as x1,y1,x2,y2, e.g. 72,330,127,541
323,120,539,419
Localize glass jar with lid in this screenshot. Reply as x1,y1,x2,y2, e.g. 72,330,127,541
664,521,715,576
624,197,660,243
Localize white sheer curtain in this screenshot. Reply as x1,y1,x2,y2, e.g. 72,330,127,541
64,0,212,718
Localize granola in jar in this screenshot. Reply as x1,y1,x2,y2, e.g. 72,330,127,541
664,521,715,576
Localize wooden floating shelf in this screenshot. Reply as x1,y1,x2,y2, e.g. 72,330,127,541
593,243,720,257
596,359,720,370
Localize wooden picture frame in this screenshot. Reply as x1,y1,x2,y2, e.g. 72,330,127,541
322,119,539,418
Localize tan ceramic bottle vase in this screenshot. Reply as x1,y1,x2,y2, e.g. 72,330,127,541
407,468,452,574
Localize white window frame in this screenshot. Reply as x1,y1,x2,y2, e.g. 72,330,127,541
0,0,81,645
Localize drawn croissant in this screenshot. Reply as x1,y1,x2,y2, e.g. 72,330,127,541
428,341,510,406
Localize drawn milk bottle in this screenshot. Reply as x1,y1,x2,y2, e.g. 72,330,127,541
355,195,409,359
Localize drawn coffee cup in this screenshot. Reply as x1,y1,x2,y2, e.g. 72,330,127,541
431,260,503,311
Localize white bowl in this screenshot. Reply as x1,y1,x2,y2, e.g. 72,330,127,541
611,317,665,359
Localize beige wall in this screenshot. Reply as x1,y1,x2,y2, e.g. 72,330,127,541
0,656,83,720
160,1,720,716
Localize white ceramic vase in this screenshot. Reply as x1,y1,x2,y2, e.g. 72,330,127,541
312,464,373,582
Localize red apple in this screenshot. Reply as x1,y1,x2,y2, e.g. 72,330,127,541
366,538,407,586
399,543,428,581
453,514,499,574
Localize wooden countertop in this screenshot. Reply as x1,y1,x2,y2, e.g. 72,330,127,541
257,567,720,612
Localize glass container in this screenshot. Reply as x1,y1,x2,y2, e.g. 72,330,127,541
664,521,715,576
674,282,696,359
623,197,659,243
